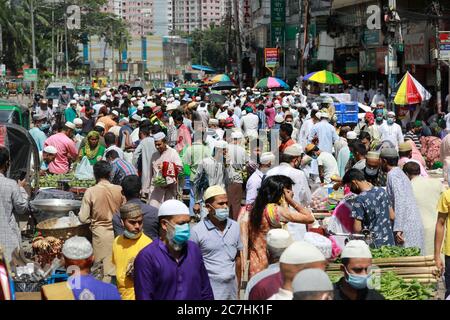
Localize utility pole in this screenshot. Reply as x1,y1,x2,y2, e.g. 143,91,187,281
431,1,443,113
233,0,242,87
51,7,55,79
300,0,309,76
64,10,69,79
30,0,37,69
385,0,399,111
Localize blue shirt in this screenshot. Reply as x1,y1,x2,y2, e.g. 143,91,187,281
134,238,214,300
190,217,242,300
351,187,395,248
308,120,339,154
29,127,47,152
69,275,121,300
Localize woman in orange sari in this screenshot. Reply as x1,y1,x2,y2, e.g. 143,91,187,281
248,175,315,279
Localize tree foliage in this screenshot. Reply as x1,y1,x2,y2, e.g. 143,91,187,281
0,0,130,74
179,25,234,71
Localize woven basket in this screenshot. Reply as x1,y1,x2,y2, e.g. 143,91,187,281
36,218,92,241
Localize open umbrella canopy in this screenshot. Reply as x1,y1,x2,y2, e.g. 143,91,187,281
210,74,231,83
254,77,289,90
191,64,216,73
394,71,431,105
210,81,236,91
303,70,344,85
209,93,227,104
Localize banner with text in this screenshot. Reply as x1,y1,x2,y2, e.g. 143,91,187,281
271,0,285,46
265,48,279,69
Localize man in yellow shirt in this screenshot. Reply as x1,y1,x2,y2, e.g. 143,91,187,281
112,203,152,300
435,189,450,299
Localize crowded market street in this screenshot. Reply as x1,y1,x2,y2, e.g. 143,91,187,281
0,0,450,305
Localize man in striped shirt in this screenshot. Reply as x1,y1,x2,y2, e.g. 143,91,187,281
105,150,138,185
404,121,422,151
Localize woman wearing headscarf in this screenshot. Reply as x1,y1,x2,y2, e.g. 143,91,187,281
79,131,106,165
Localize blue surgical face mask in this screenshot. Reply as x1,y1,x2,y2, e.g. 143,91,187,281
345,267,370,289
75,128,82,134
123,229,142,240
167,221,190,247
387,118,394,125
40,123,50,131
210,205,229,221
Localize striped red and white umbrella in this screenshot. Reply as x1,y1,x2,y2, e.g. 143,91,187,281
394,71,431,105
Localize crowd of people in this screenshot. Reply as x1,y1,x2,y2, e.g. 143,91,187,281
1,82,450,300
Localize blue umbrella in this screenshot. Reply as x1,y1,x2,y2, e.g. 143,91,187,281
191,64,216,73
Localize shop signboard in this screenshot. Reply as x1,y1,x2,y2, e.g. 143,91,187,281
404,33,428,65
264,48,279,69
271,0,285,46
440,32,450,60
23,69,38,81
363,30,380,46
345,60,358,74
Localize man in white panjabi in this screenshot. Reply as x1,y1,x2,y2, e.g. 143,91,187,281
147,132,183,208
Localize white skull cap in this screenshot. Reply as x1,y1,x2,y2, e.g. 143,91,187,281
341,240,372,259
292,269,333,293
280,241,325,264
266,229,293,249
158,199,190,217
62,236,93,260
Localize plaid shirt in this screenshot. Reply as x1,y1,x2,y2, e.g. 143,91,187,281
110,158,138,186
0,174,29,261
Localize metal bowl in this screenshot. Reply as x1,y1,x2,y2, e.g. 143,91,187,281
30,199,82,213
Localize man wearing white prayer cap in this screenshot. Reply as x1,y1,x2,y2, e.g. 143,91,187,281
267,241,327,300
40,145,58,175
192,140,228,209
41,236,121,300
148,130,183,208
292,268,334,300
245,229,293,300
43,121,78,174
65,99,79,123
226,128,248,220
133,200,214,300
190,185,243,300
334,240,384,300
245,152,276,205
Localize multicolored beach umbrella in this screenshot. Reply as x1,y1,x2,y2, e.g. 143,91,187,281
210,74,231,83
303,70,344,85
254,77,289,90
394,71,431,105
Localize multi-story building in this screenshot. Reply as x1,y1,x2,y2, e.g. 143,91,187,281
173,0,228,33
104,0,173,36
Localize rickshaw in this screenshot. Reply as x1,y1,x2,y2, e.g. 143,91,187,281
0,99,30,129
0,123,39,187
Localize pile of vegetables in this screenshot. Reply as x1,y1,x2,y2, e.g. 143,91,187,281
152,175,168,187
370,246,421,259
379,272,435,300
40,173,96,188
328,271,435,300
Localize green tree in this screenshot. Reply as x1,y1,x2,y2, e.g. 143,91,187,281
188,25,231,70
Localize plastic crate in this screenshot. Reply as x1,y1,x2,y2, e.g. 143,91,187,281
342,102,359,112
334,103,345,113
342,112,359,124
